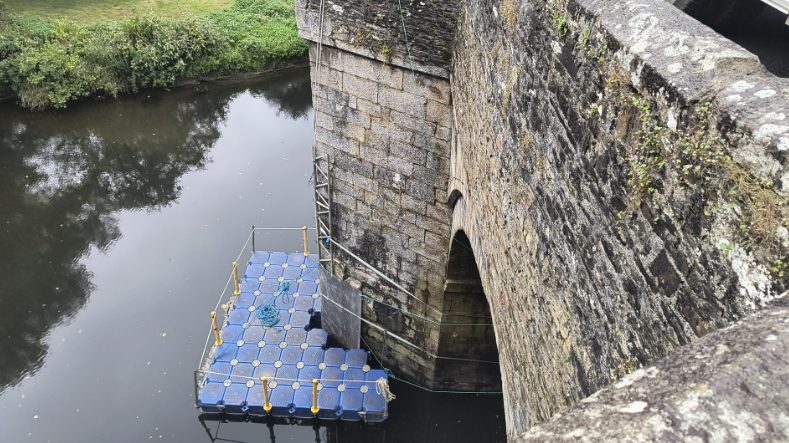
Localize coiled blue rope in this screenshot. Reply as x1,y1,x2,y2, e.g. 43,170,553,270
257,302,280,328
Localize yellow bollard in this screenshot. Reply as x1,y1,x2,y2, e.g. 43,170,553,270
302,226,310,257
261,377,273,412
211,311,223,346
311,379,320,415
232,262,241,295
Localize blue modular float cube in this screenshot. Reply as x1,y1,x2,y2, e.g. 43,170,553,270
317,388,342,419
199,382,226,413
207,362,232,383
246,385,268,416
253,364,277,381
321,367,343,388
301,267,320,281
290,311,310,328
237,344,260,363
228,307,251,325
324,348,346,367
340,388,364,421
273,310,290,328
231,363,254,384
245,264,266,279
223,383,249,414
363,390,387,422
346,349,368,368
299,365,321,383
298,281,318,294
260,280,279,292
344,368,366,389
287,253,306,266
268,386,294,417
280,346,303,365
264,266,284,279
283,266,302,279
240,279,260,293
276,364,299,383
312,297,322,314
263,327,286,344
302,348,324,366
250,251,270,264
307,329,328,348
268,252,288,265
274,295,295,310
305,254,318,267
253,294,275,307
294,296,314,311
292,386,316,418
233,293,256,309
365,369,388,383
221,325,244,343
285,329,307,346
258,345,282,363
243,326,265,343
213,344,238,362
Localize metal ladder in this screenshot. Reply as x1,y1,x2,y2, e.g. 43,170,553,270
313,154,334,275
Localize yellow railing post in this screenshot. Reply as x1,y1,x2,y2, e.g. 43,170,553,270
311,379,320,415
232,262,241,295
261,377,273,412
211,311,223,346
302,226,310,257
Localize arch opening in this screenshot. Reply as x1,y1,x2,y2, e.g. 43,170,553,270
435,230,502,391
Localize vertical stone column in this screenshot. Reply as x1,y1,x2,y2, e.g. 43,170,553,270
309,42,453,387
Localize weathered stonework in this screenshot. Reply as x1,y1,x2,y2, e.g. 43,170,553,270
298,0,789,439
307,42,480,389
296,0,458,77
514,298,789,442
449,0,789,438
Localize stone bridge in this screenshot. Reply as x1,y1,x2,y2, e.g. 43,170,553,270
296,0,789,439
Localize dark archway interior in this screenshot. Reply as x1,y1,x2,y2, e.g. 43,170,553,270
435,230,502,391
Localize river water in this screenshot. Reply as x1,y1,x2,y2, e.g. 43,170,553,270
0,68,505,443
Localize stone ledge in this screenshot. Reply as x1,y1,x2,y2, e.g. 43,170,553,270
572,0,789,196
514,297,789,442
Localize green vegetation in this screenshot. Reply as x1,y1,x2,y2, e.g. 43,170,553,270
609,356,638,381
0,0,308,109
2,0,234,23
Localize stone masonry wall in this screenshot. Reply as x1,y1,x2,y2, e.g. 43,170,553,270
296,0,458,77
298,0,789,438
308,42,456,388
449,0,789,439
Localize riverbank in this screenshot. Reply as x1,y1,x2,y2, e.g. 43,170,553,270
0,0,308,110
2,0,235,23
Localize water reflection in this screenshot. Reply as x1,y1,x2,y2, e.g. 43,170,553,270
194,377,506,443
0,69,312,393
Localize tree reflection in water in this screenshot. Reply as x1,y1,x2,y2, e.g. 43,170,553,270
0,68,312,393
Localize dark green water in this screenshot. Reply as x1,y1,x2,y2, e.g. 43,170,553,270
0,68,505,443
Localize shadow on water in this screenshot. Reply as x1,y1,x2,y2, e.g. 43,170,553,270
196,376,507,443
0,69,312,394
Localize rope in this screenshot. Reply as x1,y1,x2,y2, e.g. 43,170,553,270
360,329,503,395
256,303,280,328
375,378,396,402
360,294,493,326
328,238,443,316
320,291,499,364
329,238,493,321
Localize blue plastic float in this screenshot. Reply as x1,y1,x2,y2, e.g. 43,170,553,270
198,252,389,422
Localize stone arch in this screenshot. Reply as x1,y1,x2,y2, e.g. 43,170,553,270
433,192,502,391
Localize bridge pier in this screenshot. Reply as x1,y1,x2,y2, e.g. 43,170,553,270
298,0,789,439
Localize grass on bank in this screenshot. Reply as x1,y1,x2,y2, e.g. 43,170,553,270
2,0,235,24
0,0,308,110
